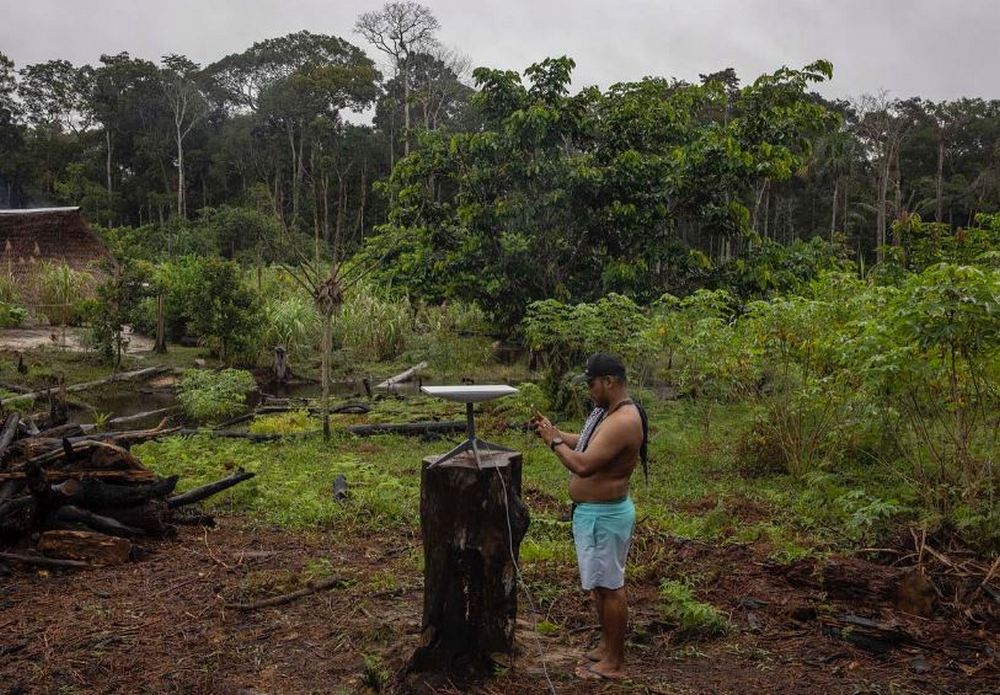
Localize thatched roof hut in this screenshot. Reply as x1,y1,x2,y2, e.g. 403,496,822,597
0,207,113,278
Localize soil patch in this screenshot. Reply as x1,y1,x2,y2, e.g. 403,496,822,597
1,516,996,694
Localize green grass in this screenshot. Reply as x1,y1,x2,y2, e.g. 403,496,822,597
133,397,947,560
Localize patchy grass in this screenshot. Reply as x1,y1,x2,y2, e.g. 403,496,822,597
135,397,926,570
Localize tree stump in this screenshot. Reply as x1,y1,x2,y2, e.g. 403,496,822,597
408,450,530,675
274,346,289,382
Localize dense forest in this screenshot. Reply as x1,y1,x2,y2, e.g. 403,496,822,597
2,4,1000,323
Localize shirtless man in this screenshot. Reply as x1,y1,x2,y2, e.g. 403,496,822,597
531,353,645,680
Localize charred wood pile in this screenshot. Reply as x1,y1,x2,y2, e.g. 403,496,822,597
0,414,254,570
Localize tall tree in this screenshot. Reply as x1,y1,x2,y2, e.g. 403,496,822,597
852,93,913,262
356,1,440,159
160,55,210,218
89,53,161,224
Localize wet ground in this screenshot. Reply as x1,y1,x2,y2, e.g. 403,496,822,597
1,515,995,694
0,327,153,353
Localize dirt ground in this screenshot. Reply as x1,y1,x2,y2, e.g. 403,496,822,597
0,327,153,353
1,513,996,695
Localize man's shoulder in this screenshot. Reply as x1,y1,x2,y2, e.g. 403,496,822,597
605,404,643,437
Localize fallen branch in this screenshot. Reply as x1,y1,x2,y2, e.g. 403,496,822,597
177,429,288,442
1,366,170,407
225,575,344,610
52,475,178,508
255,402,370,415
376,361,427,389
0,551,90,569
214,413,255,429
106,407,180,428
50,505,145,537
167,468,255,508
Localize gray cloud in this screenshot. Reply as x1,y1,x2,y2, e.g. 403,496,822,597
2,0,998,101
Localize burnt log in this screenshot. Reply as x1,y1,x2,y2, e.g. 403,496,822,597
0,495,36,536
408,450,529,675
0,495,34,518
49,505,145,537
51,475,178,509
167,468,255,508
0,412,20,462
38,529,131,566
99,498,173,535
0,469,159,484
177,429,286,442
32,423,84,440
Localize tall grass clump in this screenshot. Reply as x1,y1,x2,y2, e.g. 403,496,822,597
29,262,96,326
334,283,413,362
261,293,319,361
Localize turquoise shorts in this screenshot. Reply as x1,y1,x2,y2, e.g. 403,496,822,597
571,497,635,590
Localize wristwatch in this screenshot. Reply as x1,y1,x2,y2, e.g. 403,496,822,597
549,436,565,451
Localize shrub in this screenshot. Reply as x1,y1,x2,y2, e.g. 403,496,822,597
89,263,151,365
658,579,729,637
0,303,27,328
177,368,257,423
166,257,263,364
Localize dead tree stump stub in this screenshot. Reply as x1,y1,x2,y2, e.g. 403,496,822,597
408,450,530,675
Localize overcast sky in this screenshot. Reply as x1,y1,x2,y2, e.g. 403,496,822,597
2,0,998,103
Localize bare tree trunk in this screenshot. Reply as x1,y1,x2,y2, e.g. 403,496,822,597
843,175,849,240
105,130,114,225
153,294,167,354
321,312,332,441
358,159,368,241
335,176,346,260
175,125,185,218
403,56,411,156
830,178,839,239
311,145,320,266
936,133,944,223
876,158,889,262
893,148,903,243
322,172,331,243
762,184,771,240
288,124,299,227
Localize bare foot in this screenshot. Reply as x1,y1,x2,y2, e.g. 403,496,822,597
575,662,626,680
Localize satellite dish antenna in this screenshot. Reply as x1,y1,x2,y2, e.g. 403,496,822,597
421,385,518,468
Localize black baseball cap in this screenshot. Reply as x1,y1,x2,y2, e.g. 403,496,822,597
573,352,627,383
